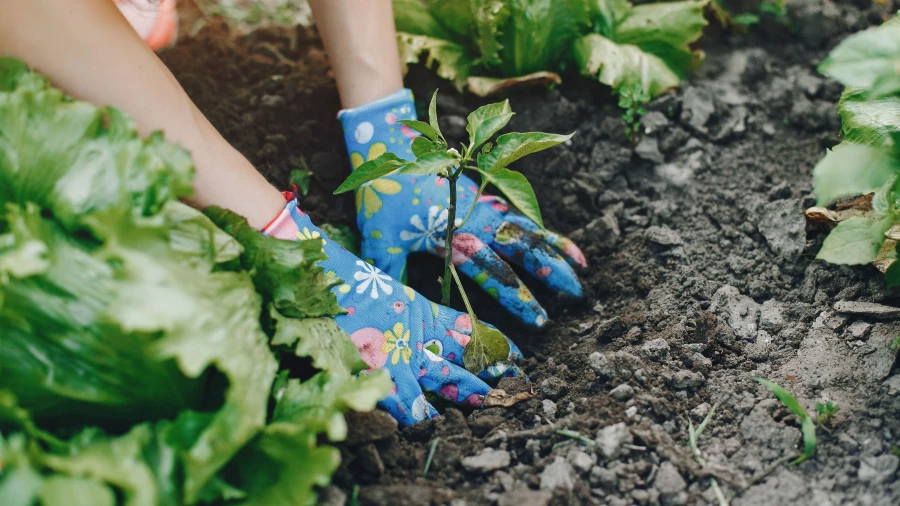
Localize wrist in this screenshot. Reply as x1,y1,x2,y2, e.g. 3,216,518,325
338,88,418,171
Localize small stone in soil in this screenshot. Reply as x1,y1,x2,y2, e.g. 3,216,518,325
589,351,616,380
496,486,552,506
635,137,665,164
670,370,705,389
610,383,635,401
542,399,557,419
834,300,900,319
642,338,670,361
691,402,711,420
539,457,575,491
642,111,669,134
462,448,511,473
758,199,806,259
541,376,568,400
846,321,872,339
857,454,899,484
645,226,684,247
568,449,595,473
596,422,634,460
681,87,715,132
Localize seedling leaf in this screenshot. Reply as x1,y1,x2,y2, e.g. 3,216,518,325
463,320,512,373
411,136,443,158
478,131,574,173
333,153,406,194
466,100,514,151
428,90,444,141
818,19,900,90
397,150,459,175
752,377,816,465
837,89,900,149
399,119,438,141
480,168,544,228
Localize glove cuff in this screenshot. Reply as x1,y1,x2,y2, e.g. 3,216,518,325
338,88,418,170
262,198,302,240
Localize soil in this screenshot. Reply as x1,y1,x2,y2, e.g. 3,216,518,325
160,1,900,504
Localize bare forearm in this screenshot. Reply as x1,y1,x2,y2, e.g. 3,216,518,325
0,0,284,228
308,0,404,109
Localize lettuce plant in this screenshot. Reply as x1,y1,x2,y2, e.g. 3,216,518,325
809,18,900,284
0,58,391,506
394,0,709,98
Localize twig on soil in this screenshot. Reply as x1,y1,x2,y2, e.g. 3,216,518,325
687,404,729,506
556,429,596,447
424,437,441,476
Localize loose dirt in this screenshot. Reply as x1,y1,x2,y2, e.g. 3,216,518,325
160,1,900,504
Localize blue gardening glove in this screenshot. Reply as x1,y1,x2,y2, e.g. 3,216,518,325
339,90,587,329
265,198,522,426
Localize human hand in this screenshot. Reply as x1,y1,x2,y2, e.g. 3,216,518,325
265,199,522,426
354,171,587,328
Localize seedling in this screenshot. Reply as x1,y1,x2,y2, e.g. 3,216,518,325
752,378,818,465
618,83,650,143
686,405,729,506
815,400,839,429
335,90,572,371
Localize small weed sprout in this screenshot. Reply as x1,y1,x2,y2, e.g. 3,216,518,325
815,400,839,429
336,90,572,371
686,405,729,506
618,84,650,143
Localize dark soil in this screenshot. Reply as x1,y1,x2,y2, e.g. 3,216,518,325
160,1,900,504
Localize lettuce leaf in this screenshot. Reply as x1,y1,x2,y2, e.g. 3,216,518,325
0,59,390,505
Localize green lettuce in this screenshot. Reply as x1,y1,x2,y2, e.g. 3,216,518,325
811,18,900,284
393,0,708,97
0,58,390,505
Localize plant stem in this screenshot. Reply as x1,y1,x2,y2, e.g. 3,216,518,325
441,171,459,306
459,180,488,229
450,264,476,317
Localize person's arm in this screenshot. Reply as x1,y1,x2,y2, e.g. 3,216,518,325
0,0,285,228
308,0,404,109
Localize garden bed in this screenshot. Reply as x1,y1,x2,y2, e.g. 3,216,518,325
160,2,900,504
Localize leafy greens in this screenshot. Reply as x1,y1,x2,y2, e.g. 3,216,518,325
0,57,391,506
393,0,709,97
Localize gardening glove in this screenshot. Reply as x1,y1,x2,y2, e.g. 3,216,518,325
339,89,587,329
265,197,522,426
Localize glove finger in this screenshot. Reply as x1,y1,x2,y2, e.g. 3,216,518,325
490,220,584,299
503,213,588,272
416,352,491,409
446,232,549,329
375,365,439,427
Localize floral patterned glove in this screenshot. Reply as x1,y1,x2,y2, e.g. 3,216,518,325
340,90,587,328
265,198,521,426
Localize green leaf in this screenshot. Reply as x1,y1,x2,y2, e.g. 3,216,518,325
471,0,509,66
480,168,544,228
165,201,244,269
816,215,894,265
411,136,443,158
397,150,459,176
392,0,455,40
795,416,817,465
732,13,761,27
869,73,900,100
333,153,406,194
399,119,438,140
612,1,709,77
427,89,444,141
752,378,808,419
466,100,514,151
206,207,344,318
812,142,900,205
462,320,512,373
270,308,369,376
590,0,633,37
424,0,474,39
838,89,900,148
886,256,900,288
572,33,681,97
466,71,563,97
397,34,474,90
0,56,30,92
477,131,574,173
818,19,900,90
496,0,592,76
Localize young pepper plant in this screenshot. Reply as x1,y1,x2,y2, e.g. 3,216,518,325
335,90,572,371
